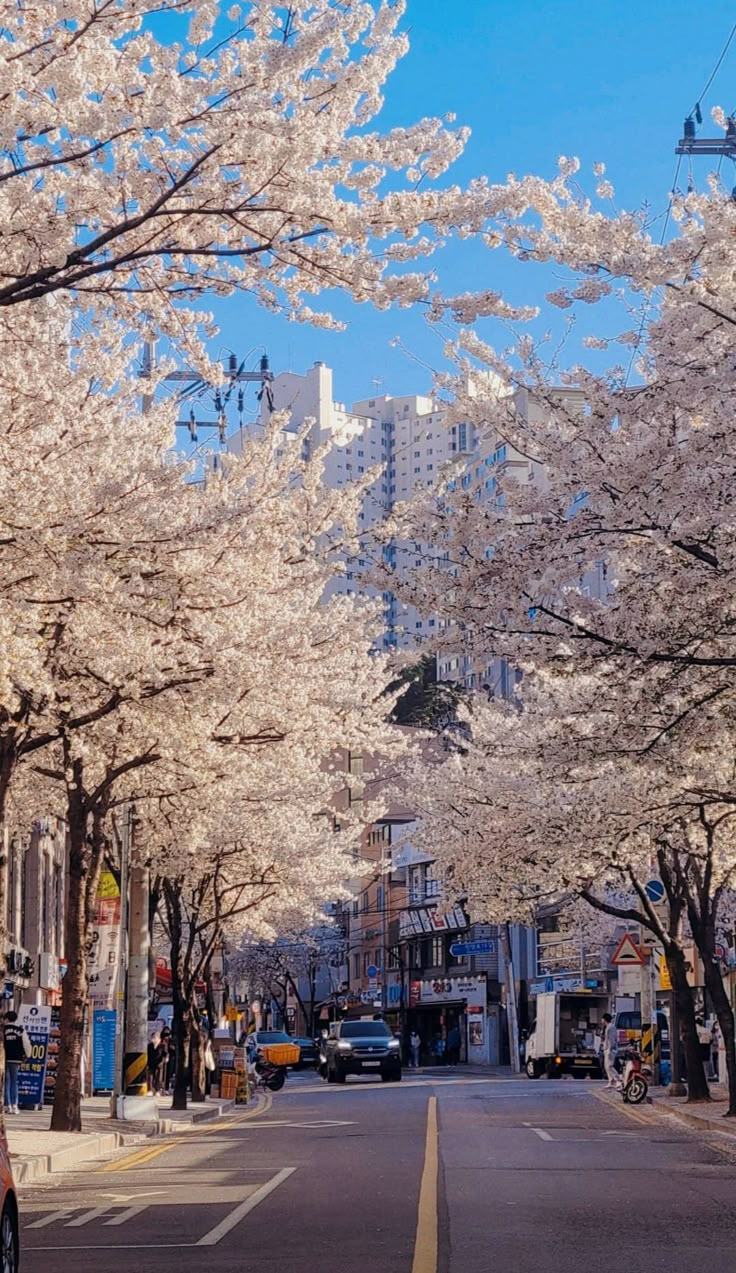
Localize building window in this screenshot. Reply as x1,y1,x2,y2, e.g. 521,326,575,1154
431,935,444,967
409,865,426,904
362,892,369,912
353,953,361,979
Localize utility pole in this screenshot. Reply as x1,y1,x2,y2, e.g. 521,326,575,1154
502,923,521,1073
117,811,157,1120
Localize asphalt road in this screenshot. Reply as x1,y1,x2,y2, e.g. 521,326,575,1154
16,1072,736,1273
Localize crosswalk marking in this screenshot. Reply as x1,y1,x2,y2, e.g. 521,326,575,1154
66,1207,110,1227
104,1205,149,1226
26,1211,75,1230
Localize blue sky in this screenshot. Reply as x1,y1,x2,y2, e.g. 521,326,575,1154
207,1,736,412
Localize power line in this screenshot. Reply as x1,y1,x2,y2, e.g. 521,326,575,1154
692,20,736,119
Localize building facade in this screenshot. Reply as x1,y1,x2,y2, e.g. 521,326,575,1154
5,817,67,1010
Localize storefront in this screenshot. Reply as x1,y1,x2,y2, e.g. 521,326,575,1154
407,975,491,1065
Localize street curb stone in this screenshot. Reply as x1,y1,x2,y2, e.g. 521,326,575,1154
12,1095,253,1184
12,1129,146,1186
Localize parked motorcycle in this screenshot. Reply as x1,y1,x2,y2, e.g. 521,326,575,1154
618,1046,651,1104
252,1056,287,1092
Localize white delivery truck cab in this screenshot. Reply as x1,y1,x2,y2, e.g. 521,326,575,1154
525,991,607,1079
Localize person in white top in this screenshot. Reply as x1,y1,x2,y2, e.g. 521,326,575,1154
601,1013,620,1088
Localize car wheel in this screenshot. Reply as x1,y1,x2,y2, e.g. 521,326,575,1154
326,1063,336,1084
335,1065,347,1084
1,1199,18,1273
526,1058,540,1079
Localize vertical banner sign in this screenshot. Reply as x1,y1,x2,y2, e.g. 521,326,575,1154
89,870,121,1010
17,1005,52,1110
43,1006,61,1105
92,1009,117,1091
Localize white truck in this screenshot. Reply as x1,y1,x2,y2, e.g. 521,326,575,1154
524,991,607,1079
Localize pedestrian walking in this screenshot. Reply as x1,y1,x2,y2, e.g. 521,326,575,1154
601,1013,620,1089
157,1028,173,1094
433,1034,445,1065
711,1019,721,1082
3,1011,31,1113
447,1024,461,1066
696,1016,713,1077
410,1030,421,1068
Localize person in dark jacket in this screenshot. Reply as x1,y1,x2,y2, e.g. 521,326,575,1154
447,1025,461,1066
3,1012,29,1113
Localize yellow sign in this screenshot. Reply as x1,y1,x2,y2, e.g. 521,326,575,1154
235,1066,249,1105
98,871,120,900
226,1005,239,1022
659,955,672,991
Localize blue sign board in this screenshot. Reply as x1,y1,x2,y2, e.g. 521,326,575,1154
645,879,665,904
366,964,378,979
93,1009,117,1092
17,1005,51,1110
449,940,496,957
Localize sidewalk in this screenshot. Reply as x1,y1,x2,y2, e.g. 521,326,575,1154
651,1081,736,1135
7,1092,241,1185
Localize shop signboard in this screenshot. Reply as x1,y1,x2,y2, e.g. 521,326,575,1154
399,906,467,939
529,976,601,996
92,1009,117,1091
89,870,121,1010
17,1004,51,1110
468,1018,484,1047
414,975,486,1008
43,1006,61,1105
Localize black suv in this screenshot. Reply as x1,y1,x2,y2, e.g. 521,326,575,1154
323,1019,402,1083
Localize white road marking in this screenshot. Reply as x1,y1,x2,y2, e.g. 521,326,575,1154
529,1127,553,1140
196,1167,296,1247
66,1207,113,1227
26,1211,75,1230
104,1206,149,1226
243,1119,355,1129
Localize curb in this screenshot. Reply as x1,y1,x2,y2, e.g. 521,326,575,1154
12,1128,147,1186
152,1098,237,1134
652,1099,736,1137
12,1095,266,1185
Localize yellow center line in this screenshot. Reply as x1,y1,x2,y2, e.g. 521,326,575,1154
412,1095,438,1273
590,1088,651,1125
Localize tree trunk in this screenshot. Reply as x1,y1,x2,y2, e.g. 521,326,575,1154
163,880,191,1112
51,795,89,1132
0,742,15,1138
665,944,710,1103
171,992,190,1111
190,1011,206,1103
699,948,736,1115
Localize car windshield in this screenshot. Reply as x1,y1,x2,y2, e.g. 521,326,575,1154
256,1031,292,1043
340,1022,391,1038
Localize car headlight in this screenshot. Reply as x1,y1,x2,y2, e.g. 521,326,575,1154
337,1041,353,1051
388,1039,400,1050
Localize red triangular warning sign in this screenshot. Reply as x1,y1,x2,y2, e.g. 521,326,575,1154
611,933,644,967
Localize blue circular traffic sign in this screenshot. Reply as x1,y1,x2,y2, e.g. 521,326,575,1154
366,964,378,979
645,879,665,904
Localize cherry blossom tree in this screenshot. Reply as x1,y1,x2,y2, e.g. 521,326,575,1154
387,149,736,1107
0,0,489,349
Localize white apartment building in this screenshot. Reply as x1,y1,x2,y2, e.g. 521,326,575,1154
233,360,586,681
